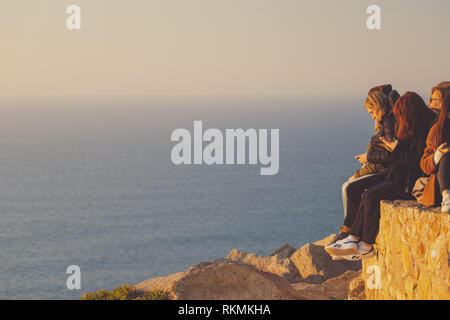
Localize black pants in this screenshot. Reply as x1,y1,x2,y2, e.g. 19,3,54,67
350,181,412,245
343,173,386,228
437,154,450,193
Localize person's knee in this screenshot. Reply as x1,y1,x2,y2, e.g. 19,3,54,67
342,181,350,194
346,180,360,197
365,188,381,204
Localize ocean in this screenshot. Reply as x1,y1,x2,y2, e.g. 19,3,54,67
0,96,373,299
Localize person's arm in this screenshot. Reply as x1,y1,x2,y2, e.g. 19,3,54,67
353,163,378,179
366,149,392,164
365,116,396,164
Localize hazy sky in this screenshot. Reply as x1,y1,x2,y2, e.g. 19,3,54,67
1,0,449,98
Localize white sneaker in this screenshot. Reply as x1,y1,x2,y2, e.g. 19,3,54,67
343,243,375,261
441,193,450,213
325,236,358,256
331,255,345,261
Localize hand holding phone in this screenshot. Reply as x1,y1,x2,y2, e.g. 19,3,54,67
379,137,399,152
355,153,368,164
438,143,450,154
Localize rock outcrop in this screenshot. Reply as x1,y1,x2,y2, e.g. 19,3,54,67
225,237,362,285
290,282,330,300
225,248,301,283
269,243,297,259
136,259,305,300
290,270,363,300
362,200,449,300
134,271,186,298
321,270,364,300
105,201,450,300
290,242,361,283
134,234,364,300
347,273,366,300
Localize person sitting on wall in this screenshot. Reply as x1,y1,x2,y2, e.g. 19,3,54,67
326,92,435,261
333,85,400,244
411,82,450,203
420,93,450,212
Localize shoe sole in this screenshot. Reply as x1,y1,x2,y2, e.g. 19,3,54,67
325,246,358,256
344,249,375,261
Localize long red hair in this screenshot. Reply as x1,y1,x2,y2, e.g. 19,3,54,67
393,92,434,141
435,93,450,145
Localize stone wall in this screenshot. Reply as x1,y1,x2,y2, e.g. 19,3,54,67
362,200,449,300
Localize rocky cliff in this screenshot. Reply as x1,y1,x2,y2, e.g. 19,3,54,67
135,234,364,300
132,201,448,300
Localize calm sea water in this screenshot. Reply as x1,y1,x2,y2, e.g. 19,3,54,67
0,96,373,299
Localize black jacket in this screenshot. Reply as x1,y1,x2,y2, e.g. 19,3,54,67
384,128,430,194
365,110,396,168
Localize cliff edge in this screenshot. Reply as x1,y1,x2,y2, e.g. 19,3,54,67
95,201,448,300
135,234,364,300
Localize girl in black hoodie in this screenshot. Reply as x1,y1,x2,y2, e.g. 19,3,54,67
338,87,399,242
327,92,435,261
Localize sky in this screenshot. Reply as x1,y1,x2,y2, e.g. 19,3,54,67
1,0,449,98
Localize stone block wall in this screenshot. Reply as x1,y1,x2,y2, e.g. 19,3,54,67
363,200,449,300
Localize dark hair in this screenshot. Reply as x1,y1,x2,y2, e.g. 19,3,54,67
435,93,450,145
393,92,434,141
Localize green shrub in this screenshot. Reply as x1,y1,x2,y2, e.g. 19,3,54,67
81,284,170,300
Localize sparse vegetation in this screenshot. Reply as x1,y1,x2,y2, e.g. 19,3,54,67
81,284,170,300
